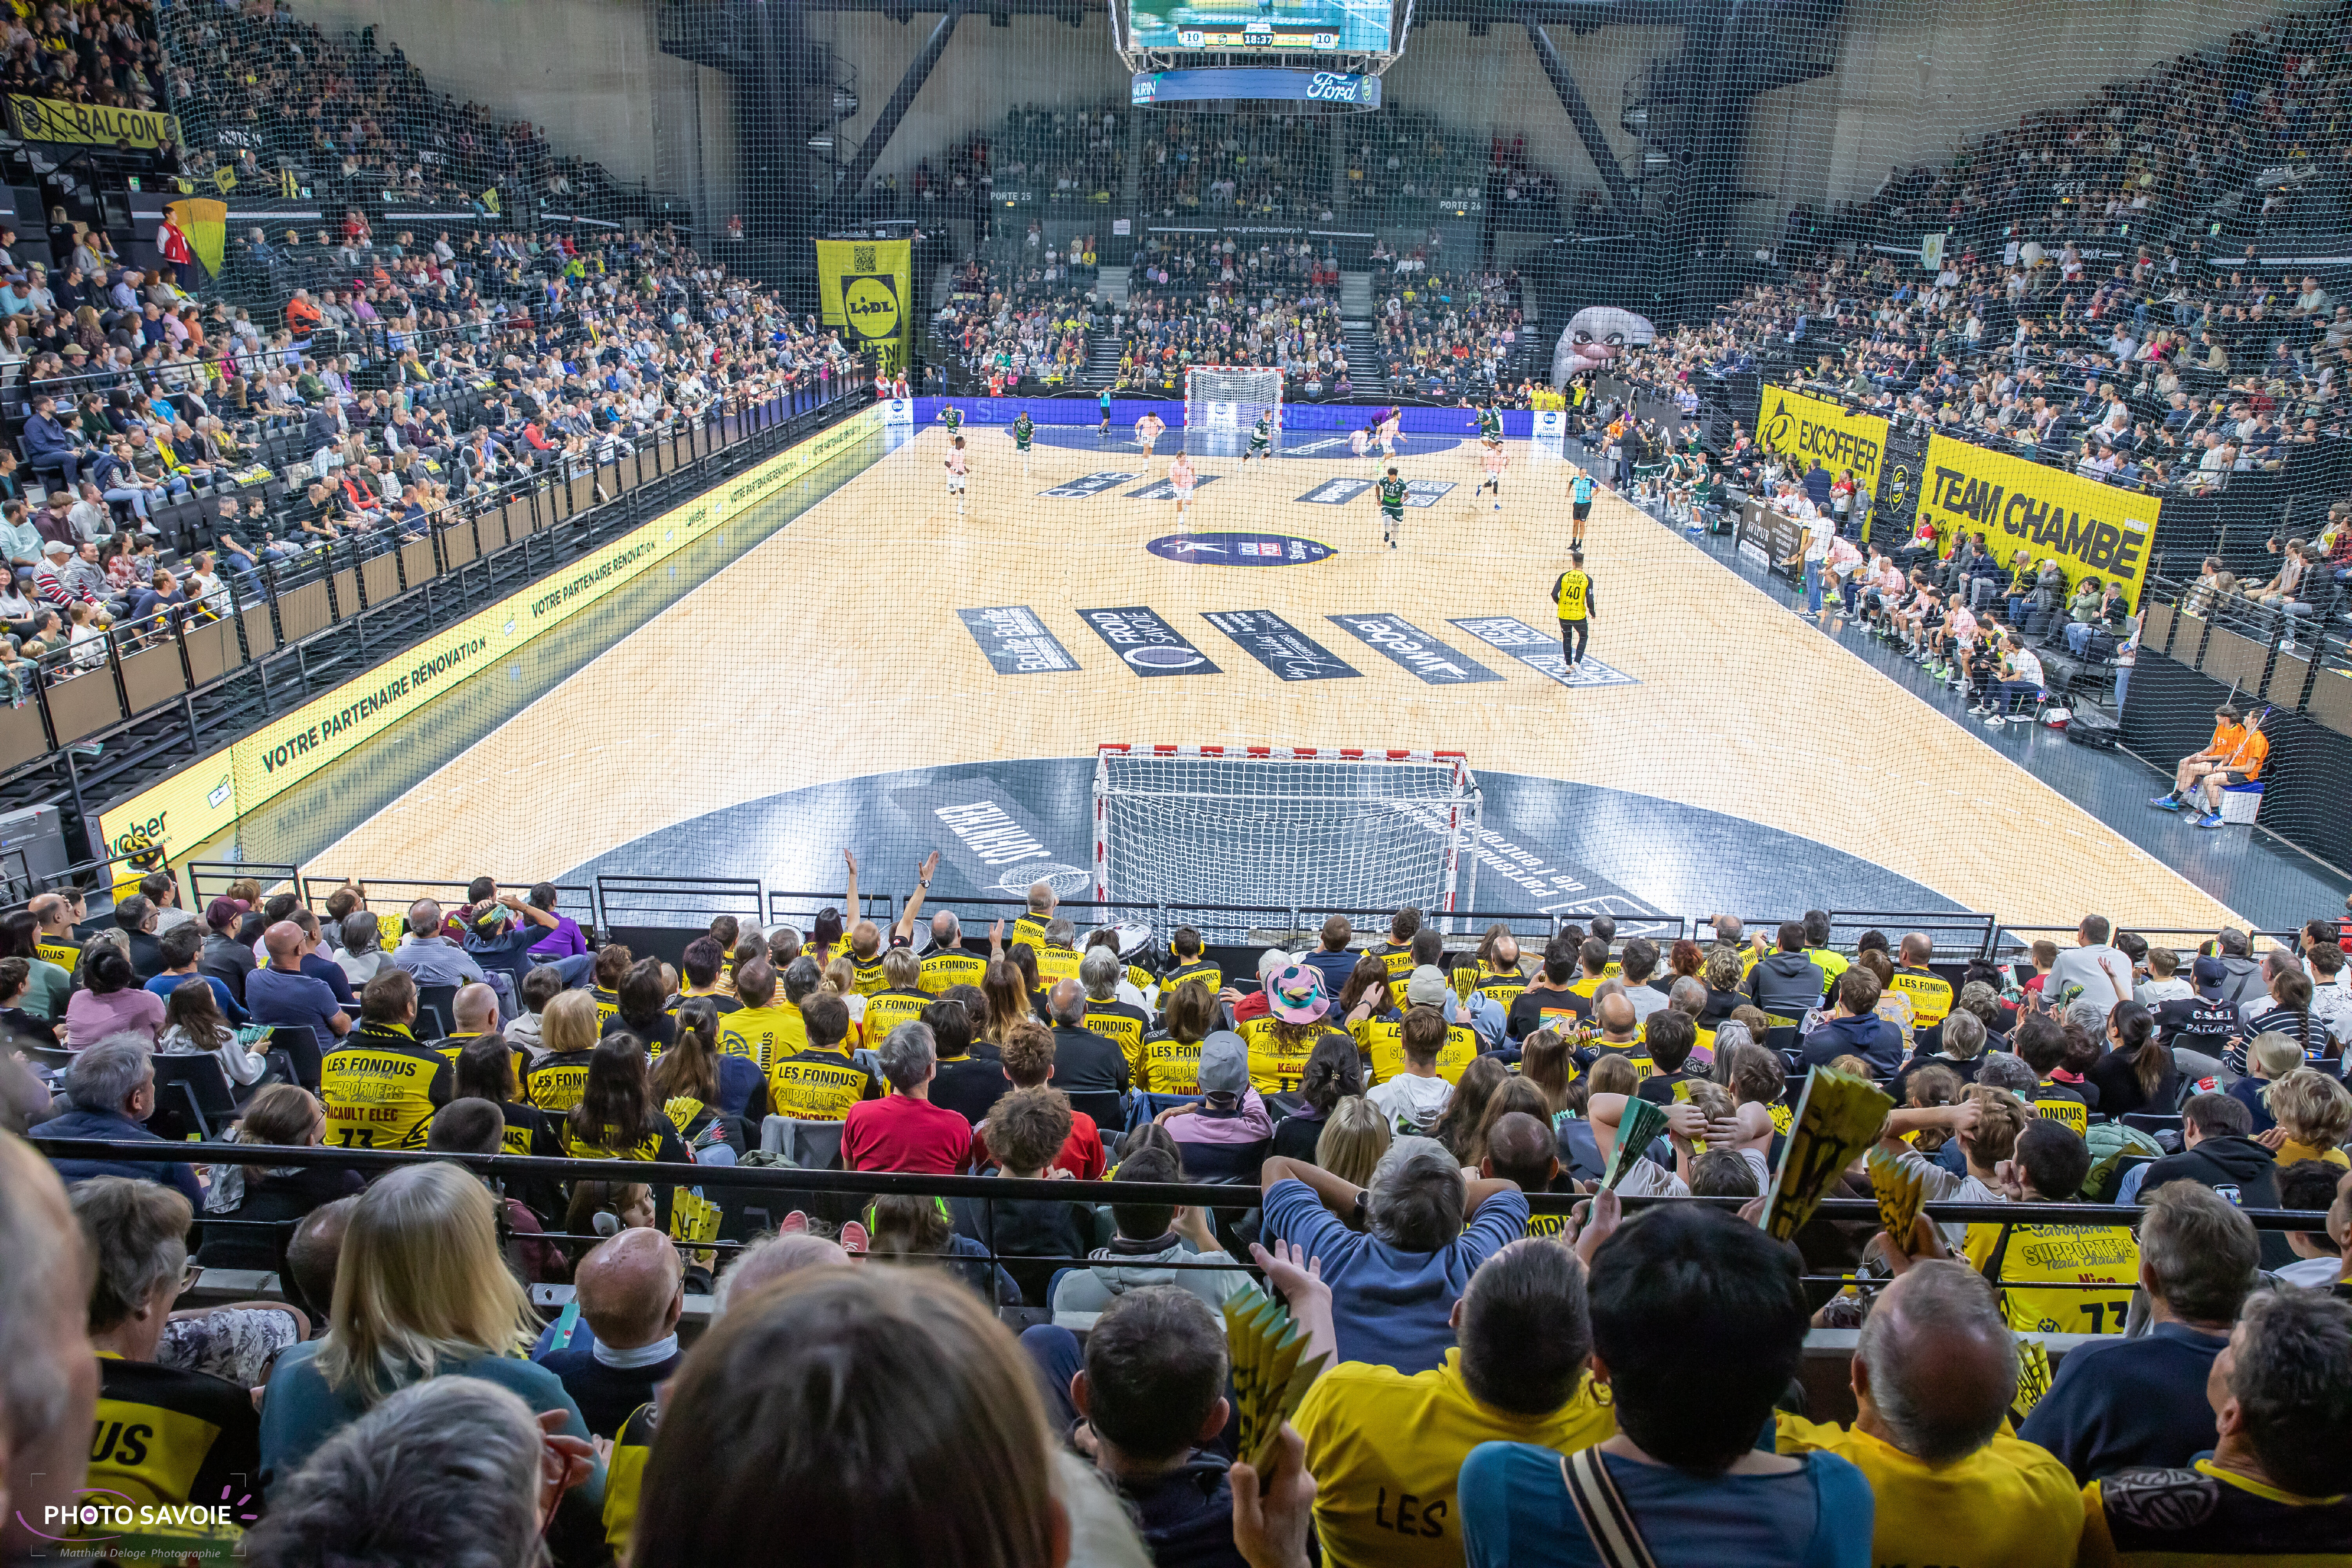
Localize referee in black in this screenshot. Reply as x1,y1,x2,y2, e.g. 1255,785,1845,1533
1553,550,1594,671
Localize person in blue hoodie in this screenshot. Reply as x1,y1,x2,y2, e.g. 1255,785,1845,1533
39,1037,202,1208
1796,967,1904,1076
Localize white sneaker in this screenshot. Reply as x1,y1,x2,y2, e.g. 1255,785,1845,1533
1982,715,2005,728
1968,703,1990,716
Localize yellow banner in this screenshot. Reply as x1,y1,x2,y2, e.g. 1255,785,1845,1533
97,406,884,872
1757,385,1888,495
5,96,182,149
1918,434,2160,606
813,238,912,355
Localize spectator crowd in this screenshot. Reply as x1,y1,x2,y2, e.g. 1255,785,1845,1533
6,868,2352,1567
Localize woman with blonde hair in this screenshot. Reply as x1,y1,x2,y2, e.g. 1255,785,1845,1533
821,954,868,1045
256,1161,604,1507
1314,1094,1391,1187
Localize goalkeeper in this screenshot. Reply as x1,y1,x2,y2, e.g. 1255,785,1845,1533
1241,408,1276,467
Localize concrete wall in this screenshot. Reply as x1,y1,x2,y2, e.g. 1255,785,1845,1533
1742,0,2312,240
285,0,735,238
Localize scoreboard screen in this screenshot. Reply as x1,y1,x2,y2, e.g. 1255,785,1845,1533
1125,0,1395,55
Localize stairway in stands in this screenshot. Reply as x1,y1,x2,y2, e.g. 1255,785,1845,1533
1341,320,1387,398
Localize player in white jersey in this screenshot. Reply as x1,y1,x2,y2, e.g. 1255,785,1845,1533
944,436,968,515
1377,410,1403,459
1135,411,1166,463
1475,437,1507,511
1169,452,1198,519
1350,425,1372,466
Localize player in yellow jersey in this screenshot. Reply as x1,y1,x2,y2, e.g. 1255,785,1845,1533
1551,548,1593,671
321,969,453,1149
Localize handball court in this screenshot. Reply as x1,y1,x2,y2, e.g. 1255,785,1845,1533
302,421,2253,933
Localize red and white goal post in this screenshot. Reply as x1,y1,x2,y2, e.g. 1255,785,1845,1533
1091,744,1482,929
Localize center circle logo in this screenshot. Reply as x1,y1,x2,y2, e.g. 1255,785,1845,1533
1144,532,1336,567
1126,645,1205,669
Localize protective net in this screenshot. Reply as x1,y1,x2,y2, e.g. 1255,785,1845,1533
0,0,2342,949
1183,367,1285,455
1093,747,1480,920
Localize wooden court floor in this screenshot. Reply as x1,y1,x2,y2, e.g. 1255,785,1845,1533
310,424,2252,930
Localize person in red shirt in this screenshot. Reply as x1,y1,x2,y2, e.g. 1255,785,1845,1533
969,1017,1106,1180
839,1022,973,1174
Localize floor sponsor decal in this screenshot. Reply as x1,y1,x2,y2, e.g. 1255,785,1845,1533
1201,610,1362,682
1144,532,1336,567
1325,613,1504,684
1077,605,1222,677
956,606,1081,675
1451,616,1641,688
1038,470,1141,498
1125,474,1225,501
1296,477,1372,505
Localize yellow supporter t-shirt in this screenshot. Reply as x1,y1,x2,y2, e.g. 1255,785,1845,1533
1353,1016,1479,1085
1239,1015,1332,1094
1773,1414,2081,1568
718,1001,804,1074
1134,1033,1204,1094
919,947,988,994
1293,1350,1614,1568
849,953,890,997
321,1023,452,1149
862,987,933,1042
1160,957,1223,1003
520,1048,595,1116
1965,1221,2141,1336
767,1044,880,1122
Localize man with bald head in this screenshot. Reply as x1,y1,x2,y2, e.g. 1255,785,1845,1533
533,1227,686,1438
426,981,503,1064
1481,1111,1563,1199
1775,1260,2082,1564
245,918,352,1040
1012,879,1058,949
389,897,492,990
919,909,987,993
1573,987,1642,1071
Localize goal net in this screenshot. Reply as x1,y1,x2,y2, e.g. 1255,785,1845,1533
1093,746,1481,928
1183,367,1284,456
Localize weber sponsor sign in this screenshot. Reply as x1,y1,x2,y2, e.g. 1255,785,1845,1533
1202,610,1361,682
1078,606,1222,677
958,606,1081,675
1326,614,1503,684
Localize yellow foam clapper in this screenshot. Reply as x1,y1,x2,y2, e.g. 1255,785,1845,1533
1759,1067,1894,1241
2012,1336,2054,1421
1602,1096,1670,1192
1866,1144,1927,1254
1222,1283,1328,1469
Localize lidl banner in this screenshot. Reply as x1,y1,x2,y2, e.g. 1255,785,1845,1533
1918,433,2160,605
5,96,181,149
814,238,913,370
1756,385,1887,496
96,406,884,873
